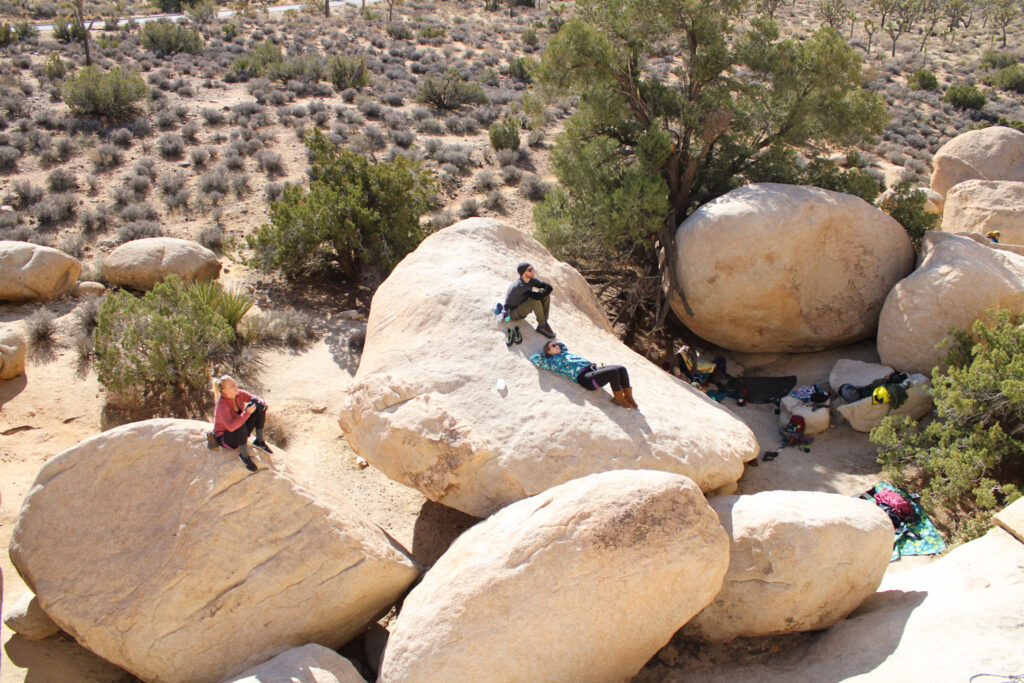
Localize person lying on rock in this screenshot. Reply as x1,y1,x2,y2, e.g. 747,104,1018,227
212,374,273,472
504,262,556,339
531,340,638,409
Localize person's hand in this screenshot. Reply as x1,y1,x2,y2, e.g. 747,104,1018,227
245,404,256,415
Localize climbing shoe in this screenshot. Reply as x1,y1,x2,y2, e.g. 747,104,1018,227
239,452,258,472
513,326,522,344
252,440,274,455
505,327,515,347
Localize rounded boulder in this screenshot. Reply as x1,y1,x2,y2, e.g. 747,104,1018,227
104,237,221,291
0,241,81,302
671,183,914,352
0,324,26,379
930,126,1024,198
942,179,1024,245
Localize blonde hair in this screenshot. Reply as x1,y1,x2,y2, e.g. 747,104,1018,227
212,374,234,402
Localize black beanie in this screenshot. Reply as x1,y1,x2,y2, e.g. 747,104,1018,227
517,262,532,276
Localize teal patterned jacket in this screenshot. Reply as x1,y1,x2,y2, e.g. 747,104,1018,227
530,342,593,383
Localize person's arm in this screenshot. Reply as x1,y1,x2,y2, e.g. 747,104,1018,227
527,278,553,299
216,399,250,433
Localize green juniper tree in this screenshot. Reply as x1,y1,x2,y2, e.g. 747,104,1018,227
533,0,888,332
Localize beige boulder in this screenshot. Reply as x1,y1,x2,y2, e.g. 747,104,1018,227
931,126,1024,198
835,373,932,432
338,218,758,518
0,324,26,379
993,497,1024,545
682,491,892,642
227,644,366,683
779,395,829,434
10,419,418,683
380,470,730,683
73,281,106,297
877,232,1024,374
0,241,81,302
3,590,60,640
942,179,1024,245
828,358,894,391
671,183,914,353
104,237,221,290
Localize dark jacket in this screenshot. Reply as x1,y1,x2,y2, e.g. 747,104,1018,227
504,277,553,313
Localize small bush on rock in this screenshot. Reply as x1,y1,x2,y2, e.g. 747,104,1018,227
878,181,938,249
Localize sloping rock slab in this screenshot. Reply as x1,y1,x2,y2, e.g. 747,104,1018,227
10,419,418,683
930,126,1024,197
877,231,1024,374
0,241,81,302
338,218,758,518
671,184,914,353
942,179,1024,245
994,497,1024,545
682,491,892,642
227,644,366,683
380,470,729,683
104,237,221,291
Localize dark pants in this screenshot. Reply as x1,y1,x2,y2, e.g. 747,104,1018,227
220,404,265,449
578,365,630,392
512,294,550,325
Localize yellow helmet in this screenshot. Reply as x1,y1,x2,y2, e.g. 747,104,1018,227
872,386,891,404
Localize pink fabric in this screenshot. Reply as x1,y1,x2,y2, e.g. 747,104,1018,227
213,389,255,436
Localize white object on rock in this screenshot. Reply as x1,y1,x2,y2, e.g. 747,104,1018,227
835,373,932,432
779,395,830,434
10,419,419,683
671,183,915,353
103,237,221,291
682,490,893,642
0,324,27,380
930,126,1024,197
379,470,730,683
828,359,895,392
0,241,82,302
495,378,506,393
941,179,1024,246
877,232,1024,375
339,218,758,518
226,644,366,683
3,591,60,641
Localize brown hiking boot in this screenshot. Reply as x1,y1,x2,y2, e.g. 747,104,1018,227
612,390,633,409
623,386,639,409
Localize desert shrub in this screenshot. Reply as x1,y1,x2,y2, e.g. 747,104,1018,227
943,84,986,111
489,114,520,151
248,128,437,278
507,56,534,84
802,158,881,204
871,309,1024,541
26,309,58,351
52,18,86,43
62,67,148,121
908,68,938,91
987,65,1024,94
388,23,413,40
94,276,236,415
34,193,77,228
201,107,225,125
158,132,185,158
483,189,506,213
878,181,938,249
326,55,370,90
519,173,551,200
416,71,488,110
231,41,283,80
980,50,1018,71
140,20,204,56
0,145,21,172
458,197,479,218
501,164,522,185
12,180,43,208
79,205,111,232
197,223,223,251
47,168,78,192
117,219,164,242
390,128,415,148
43,54,68,81
256,149,283,176
190,147,211,167
522,27,539,47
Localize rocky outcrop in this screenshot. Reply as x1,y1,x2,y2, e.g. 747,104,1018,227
0,241,81,302
681,491,892,642
877,232,1024,374
339,218,758,518
9,419,418,683
3,590,60,641
671,184,914,353
227,644,367,683
930,126,1024,197
0,324,26,379
941,180,1024,245
103,237,221,291
379,470,730,683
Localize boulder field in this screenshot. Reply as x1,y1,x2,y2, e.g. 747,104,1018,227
670,183,914,353
9,419,418,683
338,218,759,518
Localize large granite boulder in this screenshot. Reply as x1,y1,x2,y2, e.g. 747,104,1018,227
338,218,758,518
682,491,893,642
104,237,221,290
0,241,81,302
379,470,730,682
931,126,1024,198
3,590,60,641
0,324,26,379
836,373,932,432
10,419,418,683
877,232,1024,374
671,184,914,353
942,179,1024,245
227,644,366,683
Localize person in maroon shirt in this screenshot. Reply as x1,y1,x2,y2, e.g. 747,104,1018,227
212,374,272,472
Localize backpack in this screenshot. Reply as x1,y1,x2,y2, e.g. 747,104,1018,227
874,488,917,528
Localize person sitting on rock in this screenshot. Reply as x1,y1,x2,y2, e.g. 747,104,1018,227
504,262,556,339
212,374,273,472
531,340,638,409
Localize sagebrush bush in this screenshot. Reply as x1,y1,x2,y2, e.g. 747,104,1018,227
489,114,521,151
943,84,986,111
62,67,148,121
417,71,488,110
140,20,204,56
327,55,370,90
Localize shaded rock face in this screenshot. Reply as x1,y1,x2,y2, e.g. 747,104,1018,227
103,237,221,291
942,180,1024,245
930,126,1024,198
9,419,418,683
671,184,914,353
0,324,26,379
877,232,1024,374
380,470,730,683
682,491,893,642
0,241,81,302
338,218,758,518
228,644,367,683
